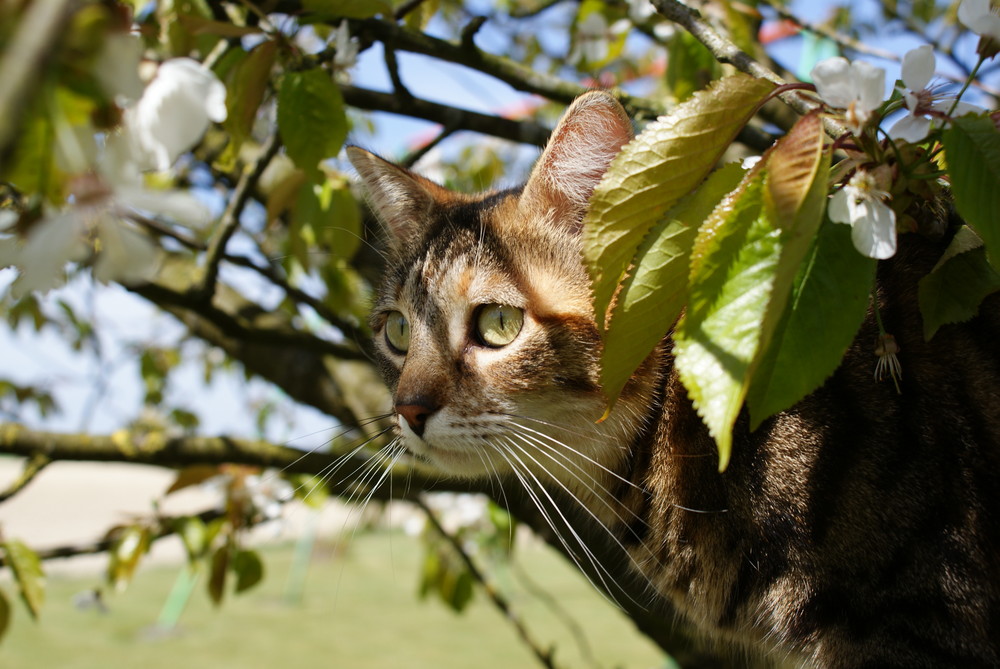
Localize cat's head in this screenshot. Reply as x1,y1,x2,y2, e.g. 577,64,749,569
348,93,656,488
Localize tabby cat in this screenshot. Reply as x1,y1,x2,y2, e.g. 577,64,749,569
347,92,1000,668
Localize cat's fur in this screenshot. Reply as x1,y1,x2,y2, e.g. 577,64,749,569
348,92,1000,668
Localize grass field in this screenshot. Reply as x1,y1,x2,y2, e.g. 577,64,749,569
0,529,671,669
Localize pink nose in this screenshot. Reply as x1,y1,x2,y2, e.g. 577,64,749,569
395,399,439,437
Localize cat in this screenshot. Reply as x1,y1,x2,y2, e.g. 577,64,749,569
347,91,1000,668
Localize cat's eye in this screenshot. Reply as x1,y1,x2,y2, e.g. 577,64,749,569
475,304,523,348
384,310,410,353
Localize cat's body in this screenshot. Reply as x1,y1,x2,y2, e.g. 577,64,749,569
348,92,1000,667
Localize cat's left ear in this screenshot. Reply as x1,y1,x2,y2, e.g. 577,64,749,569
520,91,633,229
347,146,452,248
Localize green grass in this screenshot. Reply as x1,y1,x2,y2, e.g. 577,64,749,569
0,530,668,669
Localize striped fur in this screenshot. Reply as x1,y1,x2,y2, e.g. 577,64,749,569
349,92,1000,667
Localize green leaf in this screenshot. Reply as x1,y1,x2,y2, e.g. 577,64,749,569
302,0,392,18
943,115,1000,270
600,162,745,406
3,540,44,619
232,549,264,594
919,225,1000,340
222,41,277,161
583,74,775,328
674,175,782,471
277,70,348,180
0,588,10,642
665,30,720,102
106,525,151,591
176,516,209,562
208,545,229,605
747,222,875,423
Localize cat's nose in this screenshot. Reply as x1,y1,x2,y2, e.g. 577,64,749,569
395,397,439,438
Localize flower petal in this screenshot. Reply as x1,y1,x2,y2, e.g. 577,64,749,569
850,61,887,114
127,58,228,171
889,113,932,143
901,45,934,93
828,188,852,225
115,184,214,228
851,200,897,259
93,218,161,284
811,57,854,108
959,0,990,28
13,212,90,296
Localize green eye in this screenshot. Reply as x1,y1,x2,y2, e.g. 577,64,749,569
475,304,523,348
384,310,410,353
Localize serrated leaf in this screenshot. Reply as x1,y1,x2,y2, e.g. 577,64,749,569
277,70,348,180
674,176,783,471
584,74,775,328
3,540,44,619
232,550,264,593
943,115,1000,270
747,222,875,423
919,225,1000,339
601,162,745,406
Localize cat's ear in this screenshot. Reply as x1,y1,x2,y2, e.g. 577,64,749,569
347,146,451,246
520,91,633,229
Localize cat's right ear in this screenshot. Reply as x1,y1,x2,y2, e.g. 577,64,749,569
347,146,448,247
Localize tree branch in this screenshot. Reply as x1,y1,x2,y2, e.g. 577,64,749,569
418,496,564,669
341,85,551,147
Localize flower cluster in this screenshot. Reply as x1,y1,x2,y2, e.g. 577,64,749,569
0,35,226,297
809,0,988,260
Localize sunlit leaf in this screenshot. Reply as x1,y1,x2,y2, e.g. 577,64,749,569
583,74,776,327
919,225,1000,339
600,162,745,406
106,525,151,591
674,175,781,471
2,540,44,619
167,465,221,495
944,115,1000,270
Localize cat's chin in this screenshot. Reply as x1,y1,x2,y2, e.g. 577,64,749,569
411,445,494,478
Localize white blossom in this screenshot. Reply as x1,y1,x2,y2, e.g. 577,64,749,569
829,170,897,259
811,57,886,134
889,45,983,143
333,21,360,71
958,0,1000,41
94,33,145,104
125,58,227,171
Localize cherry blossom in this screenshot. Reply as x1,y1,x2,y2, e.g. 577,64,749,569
958,0,1000,42
889,45,983,143
829,170,897,259
125,58,228,171
811,57,886,134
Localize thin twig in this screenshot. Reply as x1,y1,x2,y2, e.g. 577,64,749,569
417,496,564,669
198,132,282,301
0,452,51,503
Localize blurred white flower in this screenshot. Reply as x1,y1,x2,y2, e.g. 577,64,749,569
829,170,897,259
959,0,1000,41
125,58,227,171
94,33,145,104
244,473,295,521
333,21,360,71
889,45,983,143
811,57,886,134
